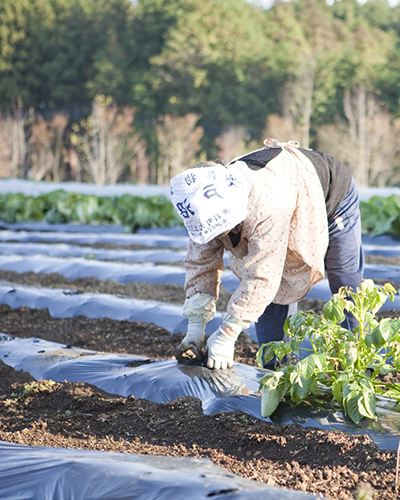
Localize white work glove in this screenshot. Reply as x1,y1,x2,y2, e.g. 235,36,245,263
174,322,205,362
206,327,238,370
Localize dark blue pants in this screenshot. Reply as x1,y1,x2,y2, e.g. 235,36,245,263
255,177,364,350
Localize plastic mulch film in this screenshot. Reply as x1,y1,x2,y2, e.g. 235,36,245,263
3,224,400,259
0,221,127,233
0,220,189,237
2,280,400,341
0,254,189,285
0,280,228,337
0,253,238,290
362,234,400,258
1,334,399,452
0,228,189,248
0,250,398,306
0,176,398,200
0,441,322,500
0,241,190,264
0,178,171,198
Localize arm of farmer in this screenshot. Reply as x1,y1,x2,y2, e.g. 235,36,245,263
206,217,290,369
175,237,224,362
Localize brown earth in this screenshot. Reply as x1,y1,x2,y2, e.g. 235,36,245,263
0,256,400,499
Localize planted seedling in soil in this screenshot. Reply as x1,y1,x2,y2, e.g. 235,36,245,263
257,279,400,424
4,380,56,405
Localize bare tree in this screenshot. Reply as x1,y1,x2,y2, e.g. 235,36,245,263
0,98,30,178
71,96,144,185
0,114,15,178
30,113,68,181
215,125,249,165
281,59,316,149
317,90,400,187
263,113,303,145
129,138,151,184
367,115,400,187
156,113,203,184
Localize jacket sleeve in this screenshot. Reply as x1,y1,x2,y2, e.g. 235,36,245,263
227,214,292,323
184,237,225,301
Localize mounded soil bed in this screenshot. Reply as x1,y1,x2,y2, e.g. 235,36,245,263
0,256,400,499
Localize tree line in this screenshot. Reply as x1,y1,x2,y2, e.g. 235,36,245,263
1,0,400,186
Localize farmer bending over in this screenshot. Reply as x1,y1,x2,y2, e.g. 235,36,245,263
170,138,364,370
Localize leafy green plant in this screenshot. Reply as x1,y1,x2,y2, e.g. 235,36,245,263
0,191,183,232
360,195,400,236
257,280,400,424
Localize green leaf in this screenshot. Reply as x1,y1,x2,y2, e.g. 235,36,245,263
380,364,395,375
255,345,265,368
309,377,319,395
284,311,309,337
343,390,363,424
332,380,343,403
344,345,358,367
256,341,284,367
299,355,316,380
368,290,389,315
258,373,275,388
383,388,400,401
289,336,303,356
314,353,327,372
358,390,376,420
369,318,400,347
364,331,375,348
290,374,312,403
323,294,346,324
260,372,288,417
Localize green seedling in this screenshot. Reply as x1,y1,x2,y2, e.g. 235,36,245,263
6,380,56,403
257,280,400,424
22,380,56,397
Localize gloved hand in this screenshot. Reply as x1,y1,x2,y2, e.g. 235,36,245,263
206,327,237,370
174,322,205,362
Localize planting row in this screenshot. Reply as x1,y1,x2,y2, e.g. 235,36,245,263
2,178,400,237
0,222,400,447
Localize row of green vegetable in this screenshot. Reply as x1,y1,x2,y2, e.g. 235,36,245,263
0,191,181,232
1,190,400,235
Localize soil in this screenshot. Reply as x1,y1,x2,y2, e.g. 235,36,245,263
0,251,400,499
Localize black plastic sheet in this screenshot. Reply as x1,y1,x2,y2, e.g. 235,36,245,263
0,228,189,248
0,280,227,337
0,178,171,198
1,334,399,451
3,224,400,260
0,241,189,264
0,177,398,200
0,254,189,285
0,440,324,500
0,253,398,295
0,221,127,233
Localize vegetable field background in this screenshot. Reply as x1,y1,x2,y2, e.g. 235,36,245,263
1,181,400,499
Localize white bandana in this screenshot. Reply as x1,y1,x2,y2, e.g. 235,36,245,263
170,161,251,244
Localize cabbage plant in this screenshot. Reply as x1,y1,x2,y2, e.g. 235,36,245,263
257,280,400,424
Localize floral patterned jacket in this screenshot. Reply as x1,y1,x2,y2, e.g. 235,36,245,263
183,144,329,331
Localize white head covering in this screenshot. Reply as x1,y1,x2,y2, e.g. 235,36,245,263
170,161,251,244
